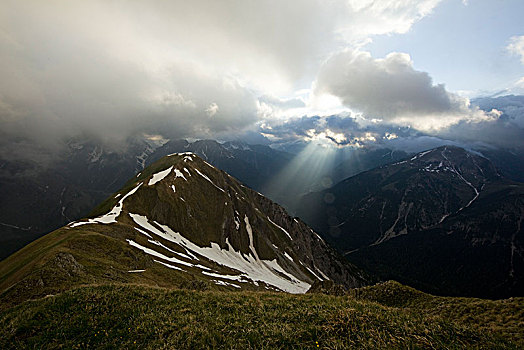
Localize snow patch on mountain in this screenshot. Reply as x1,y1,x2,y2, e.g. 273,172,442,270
194,168,225,192
174,169,187,181
211,280,241,288
267,217,292,240
70,182,143,227
148,166,173,186
410,149,433,161
127,213,310,293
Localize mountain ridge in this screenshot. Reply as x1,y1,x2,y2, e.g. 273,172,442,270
0,152,367,306
297,145,524,298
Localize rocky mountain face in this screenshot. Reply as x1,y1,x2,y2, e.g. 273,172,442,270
297,146,524,298
478,148,524,183
0,153,367,304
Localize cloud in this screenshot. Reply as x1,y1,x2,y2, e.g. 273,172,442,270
205,103,219,118
507,35,524,64
342,0,442,40
257,94,524,150
314,49,495,130
472,95,524,129
0,1,265,151
0,0,450,160
259,114,420,148
259,95,306,110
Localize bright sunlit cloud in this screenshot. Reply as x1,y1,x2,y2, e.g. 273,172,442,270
313,49,503,132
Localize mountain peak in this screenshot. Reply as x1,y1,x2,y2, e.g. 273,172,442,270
1,153,367,304
385,145,500,185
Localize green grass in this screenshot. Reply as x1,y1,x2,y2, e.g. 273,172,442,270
351,281,524,347
0,224,217,310
0,284,519,349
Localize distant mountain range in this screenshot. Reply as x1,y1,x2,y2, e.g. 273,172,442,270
0,153,367,306
0,137,410,260
0,95,523,300
147,139,411,212
298,146,524,298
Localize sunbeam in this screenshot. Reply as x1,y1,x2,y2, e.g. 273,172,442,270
262,141,340,213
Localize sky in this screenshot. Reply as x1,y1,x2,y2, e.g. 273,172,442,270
0,0,523,159
366,0,524,95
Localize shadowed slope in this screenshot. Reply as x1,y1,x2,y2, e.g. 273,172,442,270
298,146,524,298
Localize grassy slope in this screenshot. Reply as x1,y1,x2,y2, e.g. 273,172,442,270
0,283,521,349
351,281,524,347
0,223,242,309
